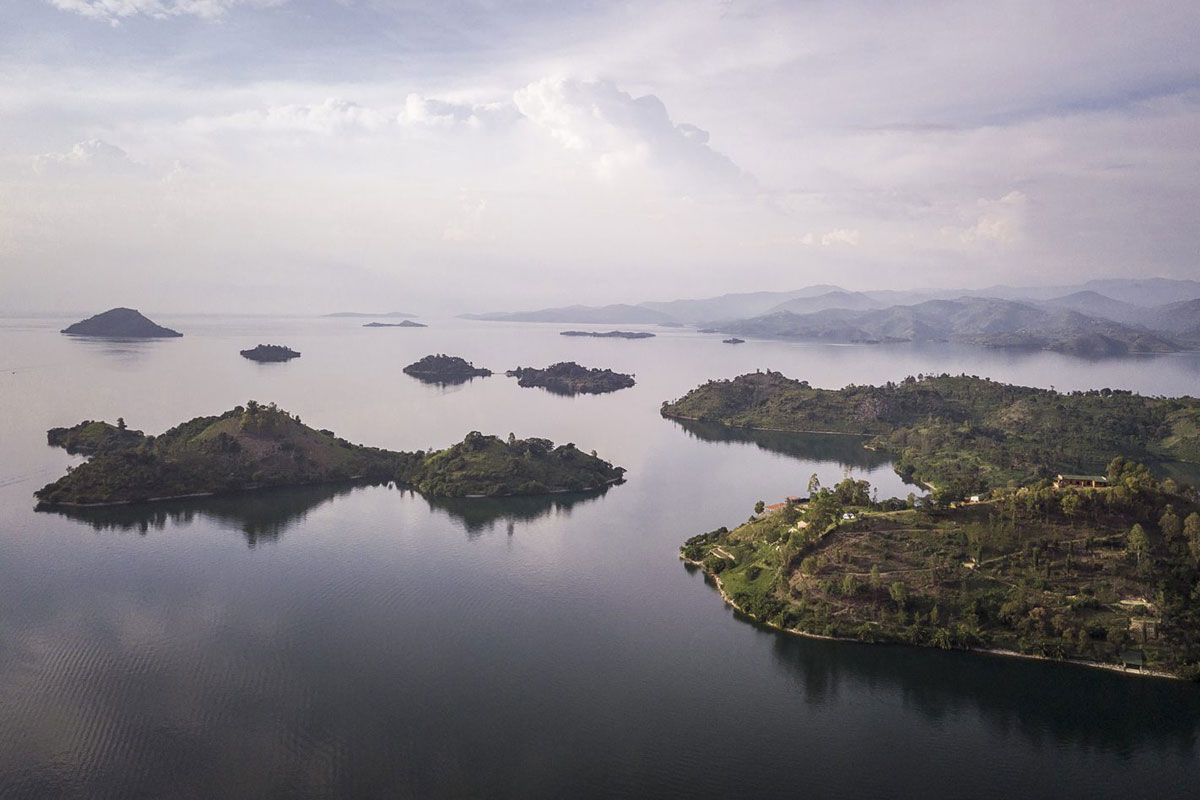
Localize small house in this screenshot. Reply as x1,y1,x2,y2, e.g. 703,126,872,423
842,512,857,521
1054,474,1108,489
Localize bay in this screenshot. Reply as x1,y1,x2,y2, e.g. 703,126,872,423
1,315,1198,798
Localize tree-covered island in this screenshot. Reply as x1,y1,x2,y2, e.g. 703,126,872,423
402,354,492,383
240,344,300,362
61,307,182,338
506,361,635,395
35,403,624,506
682,466,1200,678
666,371,1200,677
662,371,1200,499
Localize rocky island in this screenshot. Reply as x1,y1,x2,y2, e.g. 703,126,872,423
560,330,655,339
506,362,635,395
403,354,492,384
681,465,1200,679
61,308,182,338
35,403,624,506
364,320,427,328
240,344,300,362
722,337,745,344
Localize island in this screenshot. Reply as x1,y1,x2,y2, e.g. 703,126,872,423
61,308,182,338
560,330,655,339
722,337,745,344
505,362,636,395
364,320,427,328
402,354,492,384
698,328,719,333
662,371,1200,498
34,403,624,507
240,344,300,362
681,465,1200,679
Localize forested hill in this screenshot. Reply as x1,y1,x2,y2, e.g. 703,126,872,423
661,372,1200,497
36,404,624,506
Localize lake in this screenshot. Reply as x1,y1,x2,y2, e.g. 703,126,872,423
1,315,1198,798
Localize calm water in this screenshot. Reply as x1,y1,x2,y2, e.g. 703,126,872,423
1,315,1199,799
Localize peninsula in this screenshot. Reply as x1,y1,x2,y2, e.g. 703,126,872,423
240,344,300,362
662,371,1200,498
35,403,624,506
403,354,492,383
61,308,182,338
560,330,655,339
506,362,635,395
681,465,1200,678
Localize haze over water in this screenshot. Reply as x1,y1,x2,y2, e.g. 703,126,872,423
1,315,1198,798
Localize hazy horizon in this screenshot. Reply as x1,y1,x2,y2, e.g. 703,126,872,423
2,1,1198,315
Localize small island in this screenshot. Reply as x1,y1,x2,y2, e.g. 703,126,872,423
722,337,745,344
506,362,635,395
364,320,427,328
560,330,655,339
35,403,624,506
403,354,492,384
61,308,182,338
240,344,300,362
698,328,719,333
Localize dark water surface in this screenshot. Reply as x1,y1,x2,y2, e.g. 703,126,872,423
1,315,1198,798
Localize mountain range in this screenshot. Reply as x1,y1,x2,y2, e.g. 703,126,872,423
461,278,1200,355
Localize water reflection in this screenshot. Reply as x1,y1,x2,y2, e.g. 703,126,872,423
669,418,893,471
406,373,490,388
418,486,610,536
41,482,366,546
64,336,166,365
763,620,1200,754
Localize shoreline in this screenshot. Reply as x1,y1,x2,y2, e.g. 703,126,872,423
662,413,876,438
679,553,1184,682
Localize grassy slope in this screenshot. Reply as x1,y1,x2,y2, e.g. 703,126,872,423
683,479,1200,677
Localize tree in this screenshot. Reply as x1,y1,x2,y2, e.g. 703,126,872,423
1127,523,1150,567
841,574,859,597
807,473,821,494
1060,491,1081,519
1185,513,1200,566
754,500,766,515
888,581,909,611
869,565,882,595
1160,505,1182,541
116,417,126,431
246,399,260,416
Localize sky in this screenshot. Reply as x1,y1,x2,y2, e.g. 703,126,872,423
1,0,1198,315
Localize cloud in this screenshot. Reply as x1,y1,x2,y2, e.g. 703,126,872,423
945,191,1028,246
43,0,283,24
513,77,748,186
399,94,519,129
186,97,389,136
32,139,143,175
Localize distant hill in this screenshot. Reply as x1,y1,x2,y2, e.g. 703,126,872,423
716,297,1180,355
461,278,1200,337
1148,298,1200,343
462,304,673,324
1038,291,1144,325
760,289,884,317
62,308,182,338
639,287,844,322
325,311,414,318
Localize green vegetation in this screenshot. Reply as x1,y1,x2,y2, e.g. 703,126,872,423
36,404,624,506
240,344,300,362
406,431,625,497
403,354,492,382
682,468,1200,678
506,362,635,395
662,371,1200,497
